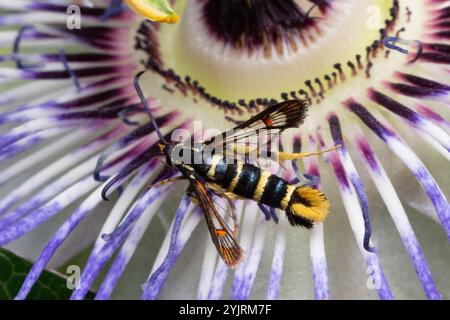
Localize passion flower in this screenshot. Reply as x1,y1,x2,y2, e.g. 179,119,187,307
0,0,448,300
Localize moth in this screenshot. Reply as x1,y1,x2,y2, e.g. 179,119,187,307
129,71,335,267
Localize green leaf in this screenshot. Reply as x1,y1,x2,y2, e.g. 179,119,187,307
0,248,95,300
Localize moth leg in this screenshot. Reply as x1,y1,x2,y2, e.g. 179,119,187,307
230,143,340,164
277,145,342,161
186,186,197,205
148,176,185,189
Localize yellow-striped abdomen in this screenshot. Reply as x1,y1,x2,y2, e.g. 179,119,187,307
286,186,330,228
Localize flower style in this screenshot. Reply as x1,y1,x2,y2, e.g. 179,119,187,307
0,0,449,300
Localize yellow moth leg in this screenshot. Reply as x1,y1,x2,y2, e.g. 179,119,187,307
277,145,342,161
148,176,185,189
231,144,341,162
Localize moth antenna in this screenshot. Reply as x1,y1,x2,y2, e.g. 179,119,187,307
134,71,169,144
